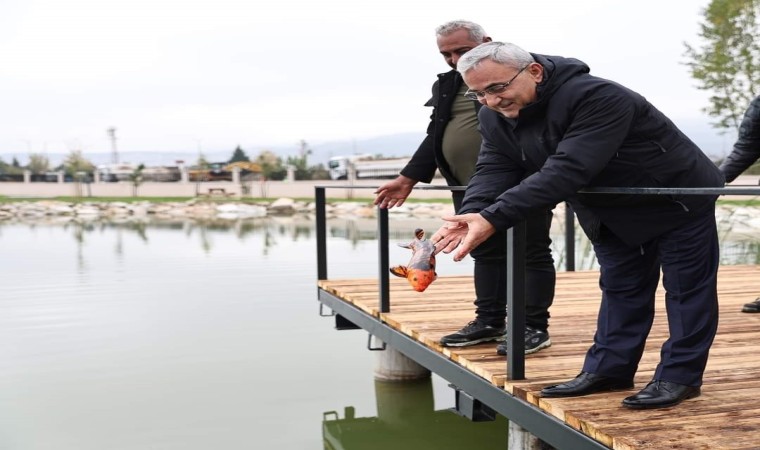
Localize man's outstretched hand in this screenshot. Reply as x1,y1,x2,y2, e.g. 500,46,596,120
373,175,417,209
431,213,495,262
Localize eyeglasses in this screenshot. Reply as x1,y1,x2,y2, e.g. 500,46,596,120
463,65,529,101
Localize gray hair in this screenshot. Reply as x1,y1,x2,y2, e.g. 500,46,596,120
457,41,535,74
435,20,488,42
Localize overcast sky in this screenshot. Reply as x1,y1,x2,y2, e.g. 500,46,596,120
0,0,736,160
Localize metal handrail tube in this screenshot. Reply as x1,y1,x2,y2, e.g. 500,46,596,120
314,185,465,191
580,186,760,195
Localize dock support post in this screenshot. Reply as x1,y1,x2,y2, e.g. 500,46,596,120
509,421,552,450
374,345,430,381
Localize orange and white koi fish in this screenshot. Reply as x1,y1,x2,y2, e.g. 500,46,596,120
390,228,437,292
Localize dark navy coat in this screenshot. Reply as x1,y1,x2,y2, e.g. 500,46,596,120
460,54,725,246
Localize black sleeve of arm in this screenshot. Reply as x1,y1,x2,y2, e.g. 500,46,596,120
399,85,440,184
400,133,438,183
719,97,760,183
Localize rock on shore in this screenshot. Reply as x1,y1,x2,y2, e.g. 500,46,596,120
0,198,456,223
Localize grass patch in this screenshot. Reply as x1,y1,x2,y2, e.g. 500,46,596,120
717,198,760,207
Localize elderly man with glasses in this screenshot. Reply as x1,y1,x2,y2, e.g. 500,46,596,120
374,21,556,355
433,41,724,409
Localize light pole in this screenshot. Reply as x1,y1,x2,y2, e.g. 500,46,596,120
107,128,118,164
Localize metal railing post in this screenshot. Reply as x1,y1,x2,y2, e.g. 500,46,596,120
507,221,526,380
564,202,575,272
316,187,328,280
377,206,391,313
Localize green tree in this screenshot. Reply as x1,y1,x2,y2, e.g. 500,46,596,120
287,139,312,180
229,145,250,163
0,157,23,175
62,150,95,178
684,0,760,130
309,163,330,180
27,153,50,175
254,150,286,181
286,155,311,180
196,153,210,169
128,164,145,197
195,153,211,170
191,153,211,183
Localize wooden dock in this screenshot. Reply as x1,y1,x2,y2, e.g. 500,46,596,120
318,264,760,450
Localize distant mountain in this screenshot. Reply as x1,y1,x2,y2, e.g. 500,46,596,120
307,132,425,166
0,151,230,168
0,132,427,168
302,124,730,165
0,125,729,169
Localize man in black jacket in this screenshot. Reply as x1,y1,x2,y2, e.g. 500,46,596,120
433,41,724,409
374,21,556,354
718,95,760,313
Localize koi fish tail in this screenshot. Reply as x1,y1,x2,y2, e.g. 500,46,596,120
390,266,408,278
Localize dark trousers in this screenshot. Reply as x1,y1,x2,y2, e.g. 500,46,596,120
469,208,556,330
582,206,719,387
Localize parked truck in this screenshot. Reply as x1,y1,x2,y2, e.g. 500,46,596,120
328,155,410,180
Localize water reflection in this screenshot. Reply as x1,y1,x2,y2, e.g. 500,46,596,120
3,209,760,269
0,221,388,450
323,378,508,450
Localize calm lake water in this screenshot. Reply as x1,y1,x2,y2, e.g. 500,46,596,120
2,208,758,450
0,214,512,450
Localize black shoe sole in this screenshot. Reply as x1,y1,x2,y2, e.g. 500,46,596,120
496,339,552,356
440,334,505,347
622,390,701,409
541,383,634,398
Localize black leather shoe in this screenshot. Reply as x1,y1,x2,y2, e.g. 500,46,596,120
541,372,634,398
742,297,760,313
622,380,700,409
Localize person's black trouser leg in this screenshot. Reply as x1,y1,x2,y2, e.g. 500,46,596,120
654,207,719,386
471,209,556,330
582,207,719,386
581,229,660,380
